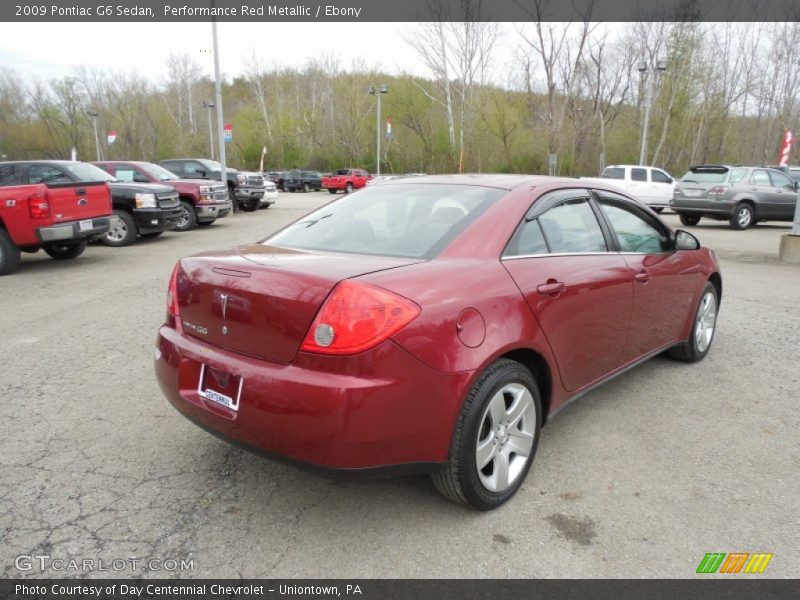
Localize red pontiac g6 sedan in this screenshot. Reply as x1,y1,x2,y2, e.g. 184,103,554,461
155,175,721,510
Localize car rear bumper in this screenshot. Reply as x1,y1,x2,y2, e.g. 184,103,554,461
196,201,232,221
154,325,474,470
134,207,182,234
37,216,111,242
671,197,735,214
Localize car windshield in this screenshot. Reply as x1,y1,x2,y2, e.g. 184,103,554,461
267,183,506,259
681,168,729,184
62,163,116,182
140,163,178,181
198,159,222,171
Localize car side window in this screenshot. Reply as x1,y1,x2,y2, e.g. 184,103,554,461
768,170,793,189
601,167,624,179
506,218,549,257
163,161,183,176
539,199,607,253
651,170,670,183
28,165,71,185
185,162,207,177
598,200,671,253
631,168,647,182
115,168,136,182
751,170,771,186
729,168,748,184
0,165,20,186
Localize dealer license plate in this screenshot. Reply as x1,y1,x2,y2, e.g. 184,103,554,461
79,219,93,231
198,364,243,412
684,189,702,197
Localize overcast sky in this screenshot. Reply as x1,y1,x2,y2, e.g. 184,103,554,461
0,22,529,83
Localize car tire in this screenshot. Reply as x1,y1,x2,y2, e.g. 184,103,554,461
43,240,87,260
303,182,310,193
0,227,22,276
102,210,138,247
668,281,719,363
328,189,337,194
432,358,542,510
679,213,701,227
175,200,198,232
239,198,258,212
345,182,354,194
282,182,289,192
730,203,754,230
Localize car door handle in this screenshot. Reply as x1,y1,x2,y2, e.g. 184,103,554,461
536,281,565,295
634,271,650,283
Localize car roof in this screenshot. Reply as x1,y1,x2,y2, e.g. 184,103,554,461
384,173,583,191
0,160,79,165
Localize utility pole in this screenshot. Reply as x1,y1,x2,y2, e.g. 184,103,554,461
211,5,226,189
638,60,666,165
369,84,388,175
203,101,216,160
87,111,102,161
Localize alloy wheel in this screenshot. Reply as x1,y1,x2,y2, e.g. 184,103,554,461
106,216,128,243
737,207,752,228
177,206,191,230
475,383,536,493
694,291,717,353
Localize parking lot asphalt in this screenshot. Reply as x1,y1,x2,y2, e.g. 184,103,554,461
1,193,798,579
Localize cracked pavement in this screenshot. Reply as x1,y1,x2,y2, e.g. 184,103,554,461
1,194,798,578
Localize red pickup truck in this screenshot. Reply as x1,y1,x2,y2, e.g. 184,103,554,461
322,168,372,194
0,176,112,275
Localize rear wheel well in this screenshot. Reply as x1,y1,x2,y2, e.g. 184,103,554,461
737,198,756,215
500,348,552,424
708,272,722,303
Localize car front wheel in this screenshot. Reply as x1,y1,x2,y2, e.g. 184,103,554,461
102,210,138,247
175,200,198,232
668,281,718,362
730,203,754,229
432,358,542,510
679,213,701,227
345,183,354,194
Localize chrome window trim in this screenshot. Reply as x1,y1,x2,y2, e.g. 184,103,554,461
501,250,672,261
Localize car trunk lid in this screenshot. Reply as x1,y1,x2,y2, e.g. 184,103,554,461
175,244,423,363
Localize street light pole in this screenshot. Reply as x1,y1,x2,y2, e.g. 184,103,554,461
369,84,388,175
211,7,227,189
638,60,666,166
87,111,101,162
203,101,216,160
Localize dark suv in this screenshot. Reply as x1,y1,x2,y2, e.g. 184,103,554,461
282,170,323,193
672,165,799,229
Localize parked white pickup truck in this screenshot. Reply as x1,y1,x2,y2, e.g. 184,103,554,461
580,165,676,212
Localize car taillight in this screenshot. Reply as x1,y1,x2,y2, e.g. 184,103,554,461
708,186,729,196
300,280,421,355
28,194,50,219
166,263,180,327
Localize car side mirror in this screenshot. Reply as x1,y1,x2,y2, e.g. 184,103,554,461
674,229,700,251
196,170,207,177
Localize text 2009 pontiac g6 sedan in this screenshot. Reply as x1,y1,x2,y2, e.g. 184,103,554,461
155,175,721,510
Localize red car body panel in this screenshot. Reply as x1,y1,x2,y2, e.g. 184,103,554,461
155,175,721,473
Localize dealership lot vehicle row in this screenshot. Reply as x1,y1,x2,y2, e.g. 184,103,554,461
0,193,797,577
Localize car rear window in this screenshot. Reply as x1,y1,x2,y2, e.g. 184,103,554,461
601,167,625,179
267,183,505,259
681,167,729,184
